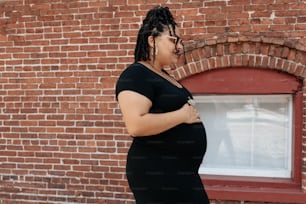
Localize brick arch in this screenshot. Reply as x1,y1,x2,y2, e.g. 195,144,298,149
174,36,306,198
174,36,306,80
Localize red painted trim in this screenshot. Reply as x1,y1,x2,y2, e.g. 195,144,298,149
206,186,306,203
181,68,305,203
182,67,301,94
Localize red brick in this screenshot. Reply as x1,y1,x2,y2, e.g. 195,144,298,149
0,0,305,203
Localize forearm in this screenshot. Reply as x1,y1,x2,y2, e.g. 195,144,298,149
118,91,200,137
125,109,185,137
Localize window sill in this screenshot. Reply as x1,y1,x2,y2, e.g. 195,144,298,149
202,175,306,203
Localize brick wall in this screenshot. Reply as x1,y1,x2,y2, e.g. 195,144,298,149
0,0,305,203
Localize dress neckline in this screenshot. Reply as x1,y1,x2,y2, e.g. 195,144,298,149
137,62,184,89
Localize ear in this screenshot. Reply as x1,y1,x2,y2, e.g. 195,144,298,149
147,35,155,48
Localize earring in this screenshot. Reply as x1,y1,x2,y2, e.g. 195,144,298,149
155,46,158,55
151,46,158,56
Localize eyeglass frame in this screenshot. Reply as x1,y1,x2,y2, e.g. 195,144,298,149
167,35,184,47
150,33,187,65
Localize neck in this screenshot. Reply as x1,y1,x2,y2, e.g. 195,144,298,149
138,61,182,88
145,61,162,73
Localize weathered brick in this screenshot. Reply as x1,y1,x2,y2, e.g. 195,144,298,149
0,0,305,203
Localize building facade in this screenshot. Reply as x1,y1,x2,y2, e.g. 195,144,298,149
0,0,305,203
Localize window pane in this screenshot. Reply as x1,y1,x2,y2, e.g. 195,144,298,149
195,95,292,178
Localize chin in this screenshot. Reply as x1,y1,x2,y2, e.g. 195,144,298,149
172,57,179,64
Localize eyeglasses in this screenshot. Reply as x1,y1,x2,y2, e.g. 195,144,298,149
167,36,183,46
167,35,187,65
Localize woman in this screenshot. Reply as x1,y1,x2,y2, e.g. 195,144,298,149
115,6,210,204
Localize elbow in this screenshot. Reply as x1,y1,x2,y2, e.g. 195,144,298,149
125,124,147,137
126,127,143,137
123,115,150,136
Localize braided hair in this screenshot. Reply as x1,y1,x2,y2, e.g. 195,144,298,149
134,6,178,62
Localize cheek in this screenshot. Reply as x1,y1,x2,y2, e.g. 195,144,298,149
160,48,175,60
160,45,175,55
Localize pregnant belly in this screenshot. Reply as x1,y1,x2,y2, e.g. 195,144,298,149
135,123,207,162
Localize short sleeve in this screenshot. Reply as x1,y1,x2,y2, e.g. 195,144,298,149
115,63,155,102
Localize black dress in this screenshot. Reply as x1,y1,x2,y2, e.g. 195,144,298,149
115,63,209,204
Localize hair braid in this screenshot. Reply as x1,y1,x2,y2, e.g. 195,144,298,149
134,6,177,62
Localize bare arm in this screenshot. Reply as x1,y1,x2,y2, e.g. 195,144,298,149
117,90,201,137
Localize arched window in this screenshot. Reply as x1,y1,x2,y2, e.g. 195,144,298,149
181,67,305,203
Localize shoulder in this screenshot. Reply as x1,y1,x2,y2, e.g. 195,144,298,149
119,62,150,79
115,62,156,100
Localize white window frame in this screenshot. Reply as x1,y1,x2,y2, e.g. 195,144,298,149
194,94,293,178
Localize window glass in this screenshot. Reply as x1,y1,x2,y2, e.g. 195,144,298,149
195,95,292,178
